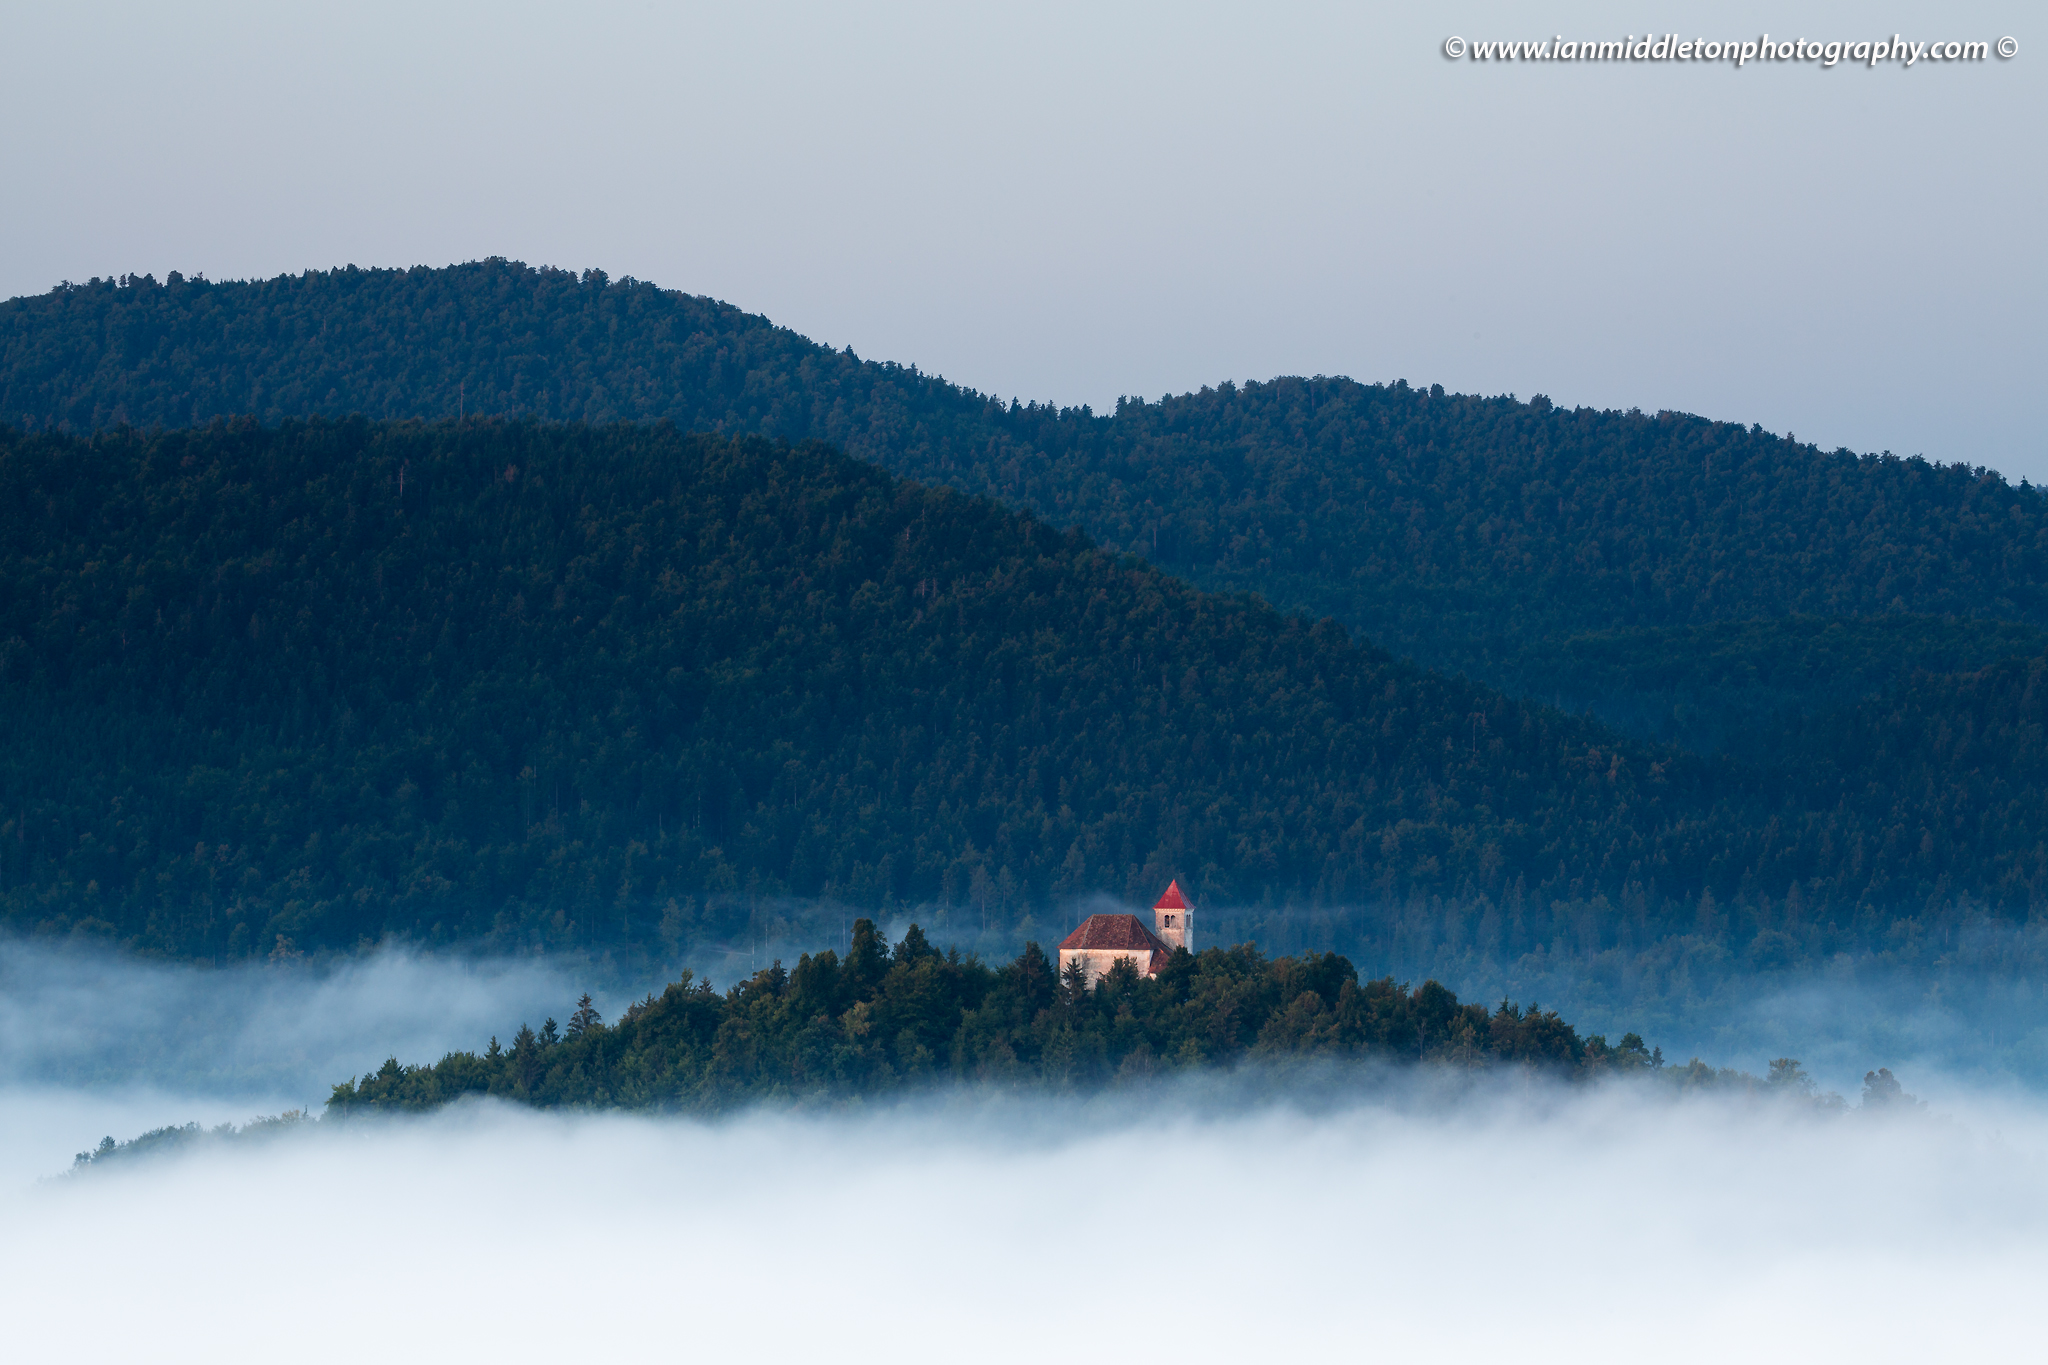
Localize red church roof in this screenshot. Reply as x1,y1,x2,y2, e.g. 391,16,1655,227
1058,913,1174,969
1153,880,1189,911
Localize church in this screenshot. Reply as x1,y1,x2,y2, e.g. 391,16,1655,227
1056,881,1194,986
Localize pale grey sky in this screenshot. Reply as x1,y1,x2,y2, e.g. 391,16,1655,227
3,1,2038,474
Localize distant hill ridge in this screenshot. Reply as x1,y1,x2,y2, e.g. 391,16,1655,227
7,261,2048,737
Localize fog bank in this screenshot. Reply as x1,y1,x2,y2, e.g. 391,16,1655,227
0,936,589,1096
7,1078,2044,1363
5,936,2042,1359
0,936,602,1181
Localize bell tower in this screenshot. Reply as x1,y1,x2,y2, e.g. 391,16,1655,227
1152,880,1193,954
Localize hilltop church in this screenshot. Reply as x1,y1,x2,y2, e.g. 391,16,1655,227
1056,881,1194,986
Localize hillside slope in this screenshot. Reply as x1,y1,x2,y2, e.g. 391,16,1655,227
8,264,2047,744
8,419,2048,973
1489,616,2048,756
0,418,1693,960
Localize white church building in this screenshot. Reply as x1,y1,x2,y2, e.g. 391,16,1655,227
1056,881,1194,986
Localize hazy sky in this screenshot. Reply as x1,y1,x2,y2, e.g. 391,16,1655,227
3,1,2039,474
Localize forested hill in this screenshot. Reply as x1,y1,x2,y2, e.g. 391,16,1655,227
1,417,1663,960
8,417,2048,973
326,924,1638,1115
8,263,2048,742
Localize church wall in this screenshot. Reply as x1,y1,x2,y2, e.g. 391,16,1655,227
1058,947,1155,987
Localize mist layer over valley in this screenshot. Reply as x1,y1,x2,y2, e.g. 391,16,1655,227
12,1061,2045,1363
0,936,587,1186
4,930,2034,1361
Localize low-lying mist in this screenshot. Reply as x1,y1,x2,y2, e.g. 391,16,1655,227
0,935,590,1096
6,934,2045,1359
0,935,597,1184
9,1073,2046,1363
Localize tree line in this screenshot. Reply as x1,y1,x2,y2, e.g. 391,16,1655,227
326,920,1645,1114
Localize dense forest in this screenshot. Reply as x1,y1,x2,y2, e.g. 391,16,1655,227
9,418,2048,993
8,263,2048,746
0,417,1691,959
325,921,1642,1114
1486,616,2048,758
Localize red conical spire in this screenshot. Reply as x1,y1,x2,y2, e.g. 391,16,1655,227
1153,880,1188,911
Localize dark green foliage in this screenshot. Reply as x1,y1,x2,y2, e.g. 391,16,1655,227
10,264,2048,740
1488,615,2048,755
1767,653,2048,903
0,416,1690,957
10,416,2048,970
326,921,1633,1113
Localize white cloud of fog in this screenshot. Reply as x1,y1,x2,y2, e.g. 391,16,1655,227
0,937,594,1096
0,936,602,1181
1686,971,2048,1098
1446,958,2047,1100
6,1075,2046,1363
4,939,2043,1358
